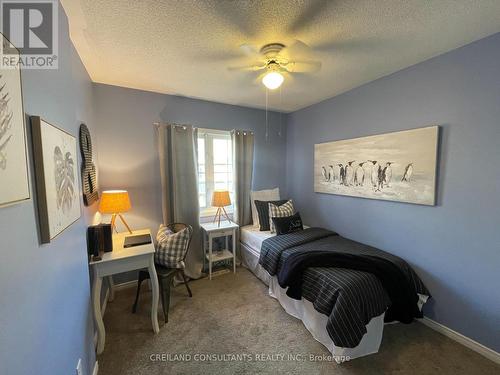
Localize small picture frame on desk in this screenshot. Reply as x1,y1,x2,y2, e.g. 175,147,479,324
87,224,113,259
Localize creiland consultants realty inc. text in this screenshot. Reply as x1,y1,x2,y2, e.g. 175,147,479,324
149,352,350,363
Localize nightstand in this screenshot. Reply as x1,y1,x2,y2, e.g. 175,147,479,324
201,221,239,279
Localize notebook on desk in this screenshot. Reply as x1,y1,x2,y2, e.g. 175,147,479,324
124,234,152,248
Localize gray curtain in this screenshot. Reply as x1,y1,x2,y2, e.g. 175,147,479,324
232,130,254,227
157,124,202,279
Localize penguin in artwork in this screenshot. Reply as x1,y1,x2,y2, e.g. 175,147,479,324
336,164,343,182
354,162,366,186
321,166,330,182
345,161,356,186
401,163,413,182
337,164,345,185
329,165,336,182
376,164,385,192
383,162,394,187
368,160,379,188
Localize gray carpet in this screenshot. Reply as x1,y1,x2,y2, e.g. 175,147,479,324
98,268,499,375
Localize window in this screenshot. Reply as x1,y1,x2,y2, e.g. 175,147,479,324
197,129,234,217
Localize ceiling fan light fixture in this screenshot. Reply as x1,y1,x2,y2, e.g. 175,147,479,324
262,71,284,90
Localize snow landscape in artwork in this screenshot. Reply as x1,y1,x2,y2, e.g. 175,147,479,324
314,126,438,205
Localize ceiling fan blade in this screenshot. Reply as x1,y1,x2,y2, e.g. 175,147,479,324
283,60,322,73
279,39,314,61
207,2,256,38
313,37,388,54
228,64,266,72
287,0,331,33
239,43,261,58
195,50,244,63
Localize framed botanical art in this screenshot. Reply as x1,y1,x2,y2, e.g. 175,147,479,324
31,117,81,243
314,126,439,205
0,32,30,207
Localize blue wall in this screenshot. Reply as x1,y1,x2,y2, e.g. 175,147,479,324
0,3,98,375
93,84,287,283
286,33,500,352
1,4,497,373
93,83,287,234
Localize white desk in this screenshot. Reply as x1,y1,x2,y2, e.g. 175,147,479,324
201,221,238,280
89,229,159,355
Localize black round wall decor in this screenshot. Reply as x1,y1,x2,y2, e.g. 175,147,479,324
79,124,99,206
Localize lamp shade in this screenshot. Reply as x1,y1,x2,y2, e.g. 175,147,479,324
98,190,131,214
212,190,231,207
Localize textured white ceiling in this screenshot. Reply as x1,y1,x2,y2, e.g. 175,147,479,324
61,0,500,112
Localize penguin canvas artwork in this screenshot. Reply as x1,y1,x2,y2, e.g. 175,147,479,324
314,126,439,205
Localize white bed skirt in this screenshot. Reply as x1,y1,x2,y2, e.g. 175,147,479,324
240,241,272,285
240,242,384,362
269,277,385,362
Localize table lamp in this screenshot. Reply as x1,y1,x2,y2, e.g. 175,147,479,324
98,190,133,234
212,190,231,227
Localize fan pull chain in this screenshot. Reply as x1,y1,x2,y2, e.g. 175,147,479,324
265,88,269,142
278,86,282,137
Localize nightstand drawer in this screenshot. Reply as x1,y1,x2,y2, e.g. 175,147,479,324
209,229,232,238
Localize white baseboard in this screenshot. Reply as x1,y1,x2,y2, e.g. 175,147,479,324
92,360,98,375
93,280,138,348
419,317,500,364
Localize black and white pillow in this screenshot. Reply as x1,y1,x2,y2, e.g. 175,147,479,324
269,200,295,233
155,225,191,269
272,212,304,235
254,199,289,231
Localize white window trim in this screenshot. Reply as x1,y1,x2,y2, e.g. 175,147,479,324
198,128,234,218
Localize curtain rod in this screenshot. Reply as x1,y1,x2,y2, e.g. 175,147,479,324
153,122,254,135
153,122,191,129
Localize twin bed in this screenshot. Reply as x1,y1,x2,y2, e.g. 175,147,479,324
240,224,429,362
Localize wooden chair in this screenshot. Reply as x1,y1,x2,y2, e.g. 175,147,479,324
132,223,193,323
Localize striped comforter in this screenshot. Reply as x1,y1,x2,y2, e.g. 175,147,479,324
259,227,429,348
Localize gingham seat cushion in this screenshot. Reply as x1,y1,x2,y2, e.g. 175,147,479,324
269,200,295,233
155,225,191,269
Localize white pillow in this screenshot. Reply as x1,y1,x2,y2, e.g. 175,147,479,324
250,187,280,227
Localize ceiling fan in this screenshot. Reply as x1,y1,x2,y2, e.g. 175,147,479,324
229,40,322,90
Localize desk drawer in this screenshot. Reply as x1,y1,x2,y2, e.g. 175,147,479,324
93,254,151,277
